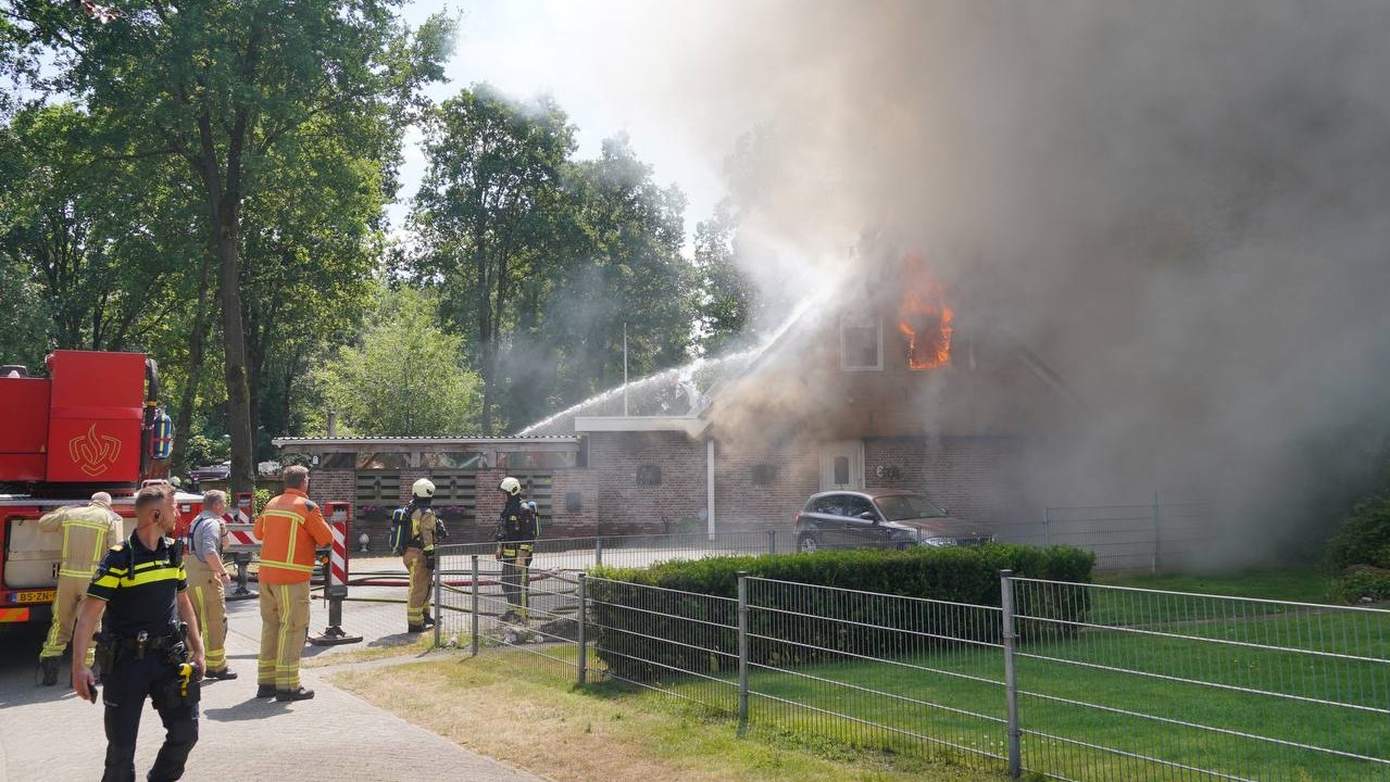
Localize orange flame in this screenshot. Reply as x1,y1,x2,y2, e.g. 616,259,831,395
896,256,954,370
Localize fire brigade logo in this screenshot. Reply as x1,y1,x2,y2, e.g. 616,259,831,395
69,424,122,477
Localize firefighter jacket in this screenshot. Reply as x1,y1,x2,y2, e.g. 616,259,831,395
409,507,437,552
253,488,332,585
39,503,123,580
495,497,539,542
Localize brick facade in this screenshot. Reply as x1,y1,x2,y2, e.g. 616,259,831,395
587,431,707,534
714,441,819,530
863,435,1031,524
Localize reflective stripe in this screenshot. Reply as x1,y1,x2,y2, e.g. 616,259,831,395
58,568,97,579
108,567,183,588
258,559,315,574
91,575,120,589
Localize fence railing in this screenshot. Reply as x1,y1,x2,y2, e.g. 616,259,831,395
435,553,1390,781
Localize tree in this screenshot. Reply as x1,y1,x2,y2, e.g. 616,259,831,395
6,1,453,494
410,83,576,433
0,103,201,354
542,135,696,409
693,198,757,356
315,287,481,436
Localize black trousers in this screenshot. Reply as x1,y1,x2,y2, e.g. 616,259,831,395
101,653,198,782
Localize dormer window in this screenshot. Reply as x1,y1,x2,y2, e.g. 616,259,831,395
840,316,882,371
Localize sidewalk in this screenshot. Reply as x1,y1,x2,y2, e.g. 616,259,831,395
0,621,543,782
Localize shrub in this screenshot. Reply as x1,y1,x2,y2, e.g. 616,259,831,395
1326,496,1390,572
1331,565,1390,603
587,543,1094,682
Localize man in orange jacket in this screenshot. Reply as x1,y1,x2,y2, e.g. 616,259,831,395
253,465,331,702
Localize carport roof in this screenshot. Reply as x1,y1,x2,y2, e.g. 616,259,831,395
271,435,580,447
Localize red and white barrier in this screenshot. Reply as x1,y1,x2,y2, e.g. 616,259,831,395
311,501,360,645
222,491,259,554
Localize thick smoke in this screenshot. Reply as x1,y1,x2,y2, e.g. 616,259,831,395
593,1,1390,560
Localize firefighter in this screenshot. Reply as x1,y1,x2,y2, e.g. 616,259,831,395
495,477,539,623
37,491,123,686
403,478,439,633
184,490,236,679
70,484,205,782
253,465,332,701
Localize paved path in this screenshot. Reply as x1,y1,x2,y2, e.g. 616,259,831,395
0,615,544,782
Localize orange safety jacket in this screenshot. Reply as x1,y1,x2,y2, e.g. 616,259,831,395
253,488,332,585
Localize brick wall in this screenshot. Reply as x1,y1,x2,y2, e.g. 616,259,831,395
863,435,1030,525
714,442,819,530
587,431,706,534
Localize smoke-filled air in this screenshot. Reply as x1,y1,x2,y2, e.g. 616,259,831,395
583,0,1390,561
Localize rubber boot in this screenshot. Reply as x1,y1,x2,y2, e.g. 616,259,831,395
39,657,60,686
275,686,315,702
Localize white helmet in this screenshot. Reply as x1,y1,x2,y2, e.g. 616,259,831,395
499,476,522,496
412,478,436,499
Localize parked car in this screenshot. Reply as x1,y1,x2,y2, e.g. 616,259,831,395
793,489,994,553
189,461,231,484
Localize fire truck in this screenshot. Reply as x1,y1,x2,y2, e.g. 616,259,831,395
0,350,204,629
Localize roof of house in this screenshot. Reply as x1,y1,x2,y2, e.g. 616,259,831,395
271,435,580,448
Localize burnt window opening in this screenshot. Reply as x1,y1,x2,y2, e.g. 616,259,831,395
833,456,850,485
840,316,882,371
636,465,663,486
751,464,779,486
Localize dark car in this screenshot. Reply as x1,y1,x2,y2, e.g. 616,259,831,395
793,489,994,553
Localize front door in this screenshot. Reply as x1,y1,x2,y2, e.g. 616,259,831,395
819,441,865,492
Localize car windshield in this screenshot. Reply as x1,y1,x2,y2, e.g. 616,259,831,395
874,494,946,520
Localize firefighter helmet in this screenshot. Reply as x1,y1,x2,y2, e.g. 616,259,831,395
412,478,436,499
499,476,522,496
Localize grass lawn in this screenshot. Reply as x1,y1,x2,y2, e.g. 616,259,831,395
333,648,1006,782
1098,566,1339,604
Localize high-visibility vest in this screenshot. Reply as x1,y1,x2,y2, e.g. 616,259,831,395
39,504,123,580
253,489,332,584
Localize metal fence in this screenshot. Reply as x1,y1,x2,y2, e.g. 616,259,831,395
997,499,1214,572
436,553,1390,781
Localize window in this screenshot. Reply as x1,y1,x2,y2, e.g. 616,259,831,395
811,495,845,516
875,493,947,521
565,492,583,513
636,465,662,486
751,464,778,486
420,451,489,470
499,451,577,470
842,496,877,519
356,452,411,470
840,316,882,371
833,456,850,485
315,453,355,469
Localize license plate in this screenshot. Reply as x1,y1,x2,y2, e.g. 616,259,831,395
15,589,55,604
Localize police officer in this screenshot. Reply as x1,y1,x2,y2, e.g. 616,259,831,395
403,478,439,633
71,484,205,782
37,491,123,685
495,477,539,623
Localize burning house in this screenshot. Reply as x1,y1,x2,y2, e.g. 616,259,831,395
276,252,1078,548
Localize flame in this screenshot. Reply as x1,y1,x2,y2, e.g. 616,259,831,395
68,423,121,476
896,255,954,370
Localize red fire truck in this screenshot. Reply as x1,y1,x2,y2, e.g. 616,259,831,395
0,350,204,628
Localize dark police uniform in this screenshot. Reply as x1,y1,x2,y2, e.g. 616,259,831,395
87,533,199,782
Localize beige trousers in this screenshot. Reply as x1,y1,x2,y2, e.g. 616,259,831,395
257,580,310,690
40,575,94,665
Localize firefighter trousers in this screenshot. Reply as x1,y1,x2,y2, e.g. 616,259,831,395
499,544,533,619
101,653,198,782
40,575,94,666
188,571,228,673
257,581,310,691
403,547,433,627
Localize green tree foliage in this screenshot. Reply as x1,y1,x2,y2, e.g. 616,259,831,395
693,198,757,356
5,0,454,493
410,84,576,433
0,103,202,354
315,287,481,436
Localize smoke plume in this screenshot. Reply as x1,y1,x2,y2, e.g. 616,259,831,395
593,0,1390,560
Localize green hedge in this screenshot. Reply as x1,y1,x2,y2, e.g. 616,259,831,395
587,543,1094,683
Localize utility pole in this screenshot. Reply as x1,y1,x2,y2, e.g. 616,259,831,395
623,322,629,417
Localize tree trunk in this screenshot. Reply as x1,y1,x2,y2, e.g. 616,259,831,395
216,210,256,495
475,218,495,434
172,249,215,477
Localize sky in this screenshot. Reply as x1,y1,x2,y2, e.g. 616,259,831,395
393,0,727,245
